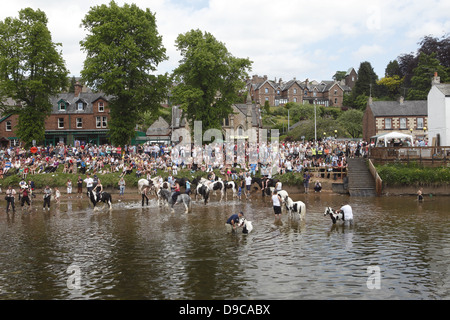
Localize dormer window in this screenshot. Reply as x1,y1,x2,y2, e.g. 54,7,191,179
98,102,104,112
76,100,86,111
58,100,67,111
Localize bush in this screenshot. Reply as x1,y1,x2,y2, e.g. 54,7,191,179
375,162,450,186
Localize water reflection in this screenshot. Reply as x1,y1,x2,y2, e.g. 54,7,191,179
0,193,449,299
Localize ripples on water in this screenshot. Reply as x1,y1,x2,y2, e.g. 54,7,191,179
0,192,449,300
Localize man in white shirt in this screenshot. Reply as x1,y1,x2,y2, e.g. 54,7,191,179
338,203,354,225
84,174,94,195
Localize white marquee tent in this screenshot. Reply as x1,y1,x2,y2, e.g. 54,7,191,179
372,131,414,147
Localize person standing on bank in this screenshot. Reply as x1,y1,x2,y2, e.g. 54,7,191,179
5,185,16,213
77,176,83,198
118,177,126,196
43,185,52,210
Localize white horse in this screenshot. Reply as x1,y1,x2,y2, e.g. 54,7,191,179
285,197,306,220
159,188,191,213
323,207,344,224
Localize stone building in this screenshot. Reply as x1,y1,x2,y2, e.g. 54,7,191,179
363,96,428,142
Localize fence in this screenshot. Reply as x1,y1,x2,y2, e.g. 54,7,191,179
369,146,450,167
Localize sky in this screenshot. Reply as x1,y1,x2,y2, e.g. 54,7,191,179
1,0,449,82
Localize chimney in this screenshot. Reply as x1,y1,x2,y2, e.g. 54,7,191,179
74,81,83,97
432,72,440,85
398,96,404,104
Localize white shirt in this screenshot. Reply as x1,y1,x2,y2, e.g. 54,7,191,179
245,176,252,185
340,204,353,220
84,177,94,188
272,194,281,207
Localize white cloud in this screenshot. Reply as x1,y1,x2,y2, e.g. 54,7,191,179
1,0,448,81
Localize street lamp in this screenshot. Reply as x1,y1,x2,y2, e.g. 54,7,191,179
314,99,317,142
334,129,337,139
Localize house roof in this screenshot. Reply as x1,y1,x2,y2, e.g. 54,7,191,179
146,116,170,136
50,92,113,113
233,104,262,127
368,100,427,117
434,83,450,96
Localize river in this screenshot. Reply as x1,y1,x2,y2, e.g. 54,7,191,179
0,191,449,300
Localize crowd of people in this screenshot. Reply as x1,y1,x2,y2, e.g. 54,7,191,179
0,139,369,211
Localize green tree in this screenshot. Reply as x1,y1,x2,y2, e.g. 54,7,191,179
337,109,363,138
171,29,252,134
407,52,448,100
0,8,68,147
332,71,347,81
385,60,402,77
353,61,379,98
377,75,404,99
80,1,169,147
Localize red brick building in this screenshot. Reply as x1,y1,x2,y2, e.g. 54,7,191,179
247,73,353,108
0,82,112,147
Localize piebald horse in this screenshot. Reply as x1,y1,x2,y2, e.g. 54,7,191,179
323,207,343,224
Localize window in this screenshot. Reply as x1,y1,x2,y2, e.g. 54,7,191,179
293,88,297,94
77,102,85,111
293,98,297,103
265,88,269,94
313,91,317,97
58,118,64,129
96,116,107,128
334,98,338,104
98,102,104,112
265,97,269,101
76,118,83,128
237,126,244,136
6,121,11,131
417,117,424,129
385,118,392,129
400,118,407,129
58,101,66,111
334,90,338,95
304,90,308,96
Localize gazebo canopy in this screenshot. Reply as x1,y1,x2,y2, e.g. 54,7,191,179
372,131,414,147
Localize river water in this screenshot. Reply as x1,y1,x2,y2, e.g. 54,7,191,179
0,191,449,300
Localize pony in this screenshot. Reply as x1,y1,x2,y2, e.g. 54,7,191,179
239,217,253,234
224,180,237,199
285,197,306,220
323,207,343,224
208,179,225,202
158,188,191,213
88,190,112,210
275,190,289,204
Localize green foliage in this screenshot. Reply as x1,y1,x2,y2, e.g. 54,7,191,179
376,162,450,186
80,1,169,146
407,52,448,100
0,7,68,147
353,61,379,98
337,109,363,138
377,75,404,99
171,29,252,134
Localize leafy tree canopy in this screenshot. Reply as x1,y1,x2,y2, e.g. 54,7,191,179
171,29,252,134
0,7,68,147
80,0,169,146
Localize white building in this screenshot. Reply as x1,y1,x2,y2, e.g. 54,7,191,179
427,73,450,146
